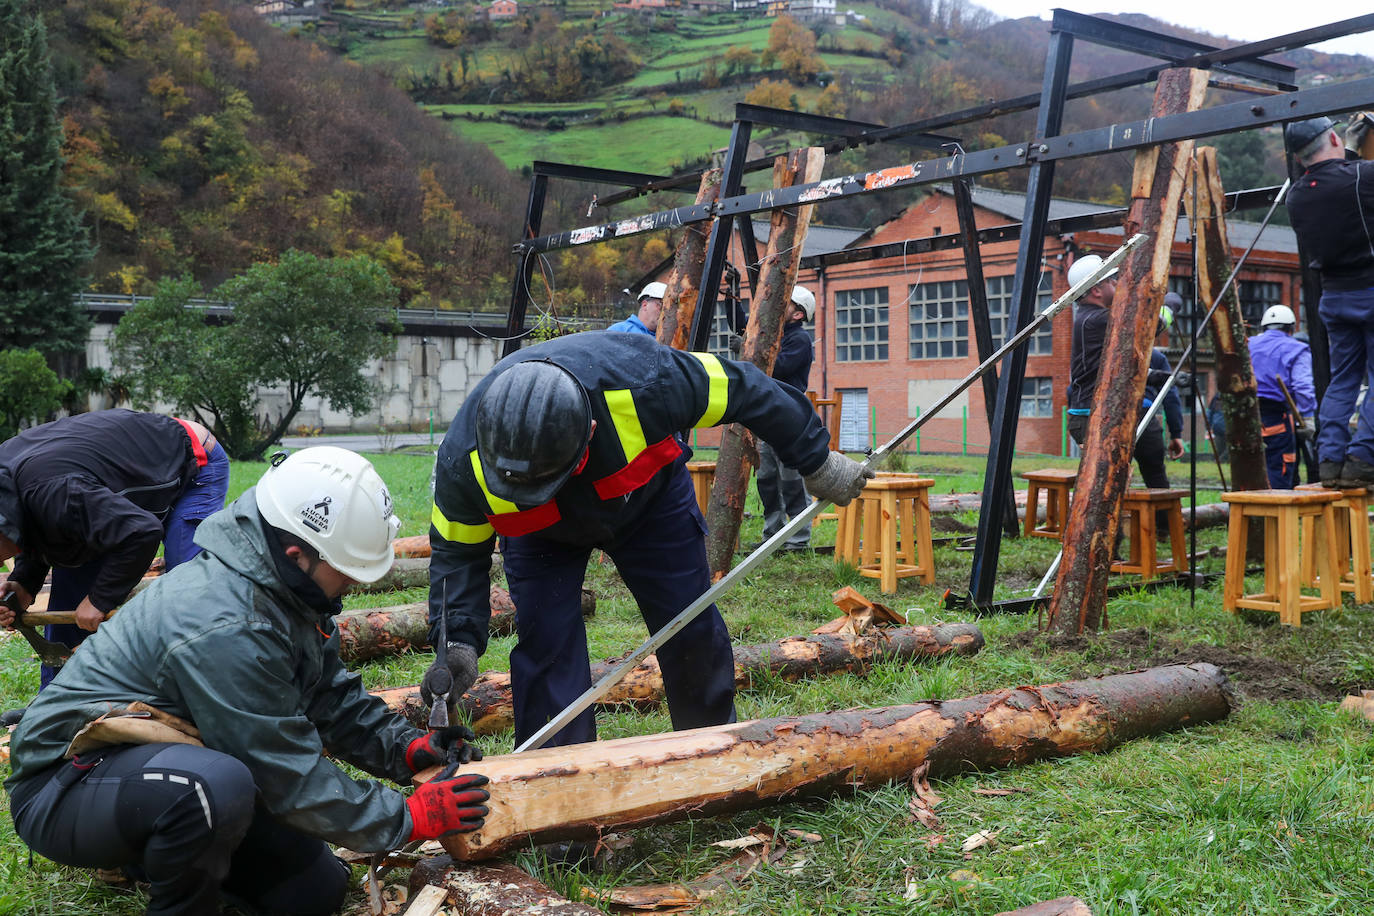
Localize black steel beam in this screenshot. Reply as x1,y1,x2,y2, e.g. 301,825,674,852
953,179,1020,540
689,118,753,352
501,173,549,358
531,161,674,188
969,29,1074,606
521,77,1374,255
797,185,1285,271
1050,9,1295,88
732,103,957,149
736,215,761,297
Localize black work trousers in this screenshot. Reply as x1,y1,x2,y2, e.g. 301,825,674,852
8,742,350,916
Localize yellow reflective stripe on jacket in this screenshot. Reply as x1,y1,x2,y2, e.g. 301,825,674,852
690,352,728,427
603,388,648,461
470,450,518,516
430,502,493,545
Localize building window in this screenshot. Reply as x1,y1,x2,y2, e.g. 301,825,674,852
706,308,736,358
1020,377,1053,418
1239,280,1283,329
835,288,888,362
986,272,1054,355
837,388,868,451
908,280,968,359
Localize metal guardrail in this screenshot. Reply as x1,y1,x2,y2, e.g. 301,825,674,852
76,293,617,332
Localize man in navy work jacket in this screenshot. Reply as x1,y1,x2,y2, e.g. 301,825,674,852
0,409,230,693
5,448,489,916
1285,114,1374,488
1248,304,1316,488
424,332,872,748
755,285,818,552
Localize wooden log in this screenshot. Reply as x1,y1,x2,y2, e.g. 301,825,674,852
353,556,430,593
393,534,432,558
409,857,602,916
423,663,1233,861
336,587,594,663
1049,67,1209,636
707,146,825,578
657,168,722,350
1187,147,1268,493
996,898,1094,916
374,622,985,731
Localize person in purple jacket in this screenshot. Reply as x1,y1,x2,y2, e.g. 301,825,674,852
1248,304,1316,488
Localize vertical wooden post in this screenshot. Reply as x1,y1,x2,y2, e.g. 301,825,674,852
704,147,824,577
656,168,722,350
1185,147,1269,493
1047,67,1208,635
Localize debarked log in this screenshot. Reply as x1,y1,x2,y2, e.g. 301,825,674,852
337,588,595,663
409,858,602,916
424,663,1233,861
374,623,985,732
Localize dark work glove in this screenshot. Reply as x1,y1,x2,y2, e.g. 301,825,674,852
1296,424,1314,443
405,724,482,773
406,765,490,841
1174,370,1193,391
1345,117,1371,154
421,642,479,708
1145,368,1173,389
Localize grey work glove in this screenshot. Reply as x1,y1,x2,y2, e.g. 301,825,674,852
803,451,875,506
1344,116,1371,154
421,642,479,708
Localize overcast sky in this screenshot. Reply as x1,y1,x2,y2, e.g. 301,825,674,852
970,3,1374,60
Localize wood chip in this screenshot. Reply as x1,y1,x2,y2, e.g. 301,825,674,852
972,787,1029,796
907,761,942,830
404,884,449,916
961,830,999,853
1340,694,1374,723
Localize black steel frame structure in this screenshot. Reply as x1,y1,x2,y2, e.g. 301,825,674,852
499,9,1374,608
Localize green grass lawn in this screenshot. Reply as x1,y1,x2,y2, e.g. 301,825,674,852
441,113,733,172
3,447,1372,913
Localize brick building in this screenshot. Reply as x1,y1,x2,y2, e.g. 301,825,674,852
695,185,1301,458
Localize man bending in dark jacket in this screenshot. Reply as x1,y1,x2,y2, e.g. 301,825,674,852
0,409,230,693
5,447,489,916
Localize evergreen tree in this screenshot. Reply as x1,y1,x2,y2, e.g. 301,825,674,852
0,0,91,355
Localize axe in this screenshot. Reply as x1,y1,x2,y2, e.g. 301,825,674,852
3,592,71,669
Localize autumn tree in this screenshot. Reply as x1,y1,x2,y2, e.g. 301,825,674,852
762,16,823,84
113,252,401,459
746,78,797,111
0,0,92,356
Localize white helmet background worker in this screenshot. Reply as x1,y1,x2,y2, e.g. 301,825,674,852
607,281,667,336
755,284,818,552
6,447,489,916
1248,303,1316,487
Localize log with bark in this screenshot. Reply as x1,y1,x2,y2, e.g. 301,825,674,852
1049,67,1209,636
409,857,602,916
374,622,985,732
392,534,432,558
420,663,1233,861
336,587,595,663
352,556,431,593
656,168,722,350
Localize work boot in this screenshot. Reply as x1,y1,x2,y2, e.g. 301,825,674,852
0,707,25,727
1319,461,1344,488
1338,457,1374,489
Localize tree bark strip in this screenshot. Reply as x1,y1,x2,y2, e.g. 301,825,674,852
996,898,1094,916
408,858,602,916
1048,68,1209,636
1186,147,1268,493
657,168,722,350
374,622,985,732
706,147,825,577
426,663,1233,861
336,587,594,663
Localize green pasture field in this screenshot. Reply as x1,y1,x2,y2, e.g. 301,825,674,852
441,113,732,171
3,449,1373,913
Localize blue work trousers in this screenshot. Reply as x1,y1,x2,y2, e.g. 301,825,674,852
1316,287,1374,466
756,440,810,548
41,444,230,687
501,463,737,748
1260,400,1298,489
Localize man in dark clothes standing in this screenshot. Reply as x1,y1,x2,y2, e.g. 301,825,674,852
424,332,872,749
1284,114,1374,487
755,285,817,552
0,409,230,697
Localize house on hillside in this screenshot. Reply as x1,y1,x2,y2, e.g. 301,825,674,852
489,0,519,19
788,0,836,20
683,186,1300,456
731,0,761,10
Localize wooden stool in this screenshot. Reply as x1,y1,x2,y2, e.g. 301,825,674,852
1221,488,1341,626
1021,469,1077,539
1297,484,1374,603
1111,488,1188,580
686,461,715,517
834,476,936,594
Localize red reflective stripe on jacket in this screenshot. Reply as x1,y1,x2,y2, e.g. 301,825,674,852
172,418,209,468
487,500,561,537
594,436,683,500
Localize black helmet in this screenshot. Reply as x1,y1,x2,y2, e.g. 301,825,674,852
476,360,592,504
1284,116,1335,152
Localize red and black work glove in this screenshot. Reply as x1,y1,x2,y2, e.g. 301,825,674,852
406,765,490,841
405,724,482,773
